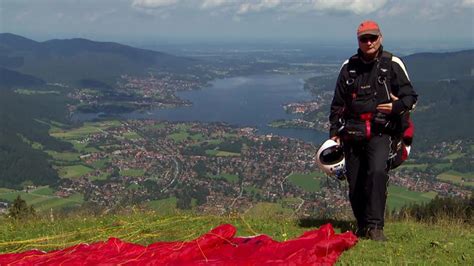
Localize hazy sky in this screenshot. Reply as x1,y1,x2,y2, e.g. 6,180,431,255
1,0,473,49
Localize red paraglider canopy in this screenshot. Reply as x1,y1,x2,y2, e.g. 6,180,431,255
0,223,357,265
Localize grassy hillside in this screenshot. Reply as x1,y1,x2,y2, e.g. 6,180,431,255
0,211,471,264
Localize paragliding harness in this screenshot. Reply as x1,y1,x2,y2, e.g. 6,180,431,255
340,51,414,169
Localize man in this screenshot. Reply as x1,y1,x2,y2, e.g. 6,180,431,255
328,20,417,241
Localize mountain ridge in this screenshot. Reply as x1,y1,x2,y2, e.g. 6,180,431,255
0,33,197,84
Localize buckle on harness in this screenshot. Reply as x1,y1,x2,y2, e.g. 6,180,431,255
346,78,355,86
377,76,386,85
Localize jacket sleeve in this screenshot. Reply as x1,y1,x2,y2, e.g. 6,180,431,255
328,64,348,138
390,57,418,114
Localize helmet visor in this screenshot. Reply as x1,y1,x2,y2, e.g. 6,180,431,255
319,146,344,165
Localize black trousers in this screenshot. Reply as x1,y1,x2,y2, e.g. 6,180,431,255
343,134,391,230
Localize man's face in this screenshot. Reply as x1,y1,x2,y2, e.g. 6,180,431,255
358,34,383,57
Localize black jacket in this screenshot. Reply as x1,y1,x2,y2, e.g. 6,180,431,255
329,46,418,138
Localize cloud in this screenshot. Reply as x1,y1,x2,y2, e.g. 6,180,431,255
84,9,117,23
237,0,281,15
461,0,474,7
311,0,388,15
201,0,227,9
207,0,388,16
131,0,180,9
378,0,473,20
15,10,32,22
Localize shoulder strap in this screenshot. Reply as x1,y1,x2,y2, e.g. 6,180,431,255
377,51,393,100
378,51,392,80
345,54,359,100
347,54,359,79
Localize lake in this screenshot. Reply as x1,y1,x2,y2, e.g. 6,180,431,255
127,73,327,144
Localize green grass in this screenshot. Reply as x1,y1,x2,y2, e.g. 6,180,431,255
0,212,470,265
122,131,142,140
30,186,54,196
168,131,189,142
244,202,294,218
90,159,110,169
398,163,429,171
0,191,45,203
387,185,437,210
50,121,120,140
0,190,83,212
244,186,262,195
14,89,60,95
0,188,14,193
437,170,474,188
208,173,239,183
443,152,465,160
287,172,322,192
72,141,100,153
146,123,166,130
46,150,80,162
58,165,94,179
147,197,178,215
338,220,473,265
120,168,145,177
205,149,240,157
433,162,452,171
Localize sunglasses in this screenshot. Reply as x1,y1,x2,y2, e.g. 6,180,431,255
359,35,379,43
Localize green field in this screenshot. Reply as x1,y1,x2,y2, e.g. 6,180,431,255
205,149,240,157
30,186,54,196
90,159,110,169
72,141,101,153
437,170,474,187
0,188,14,193
168,130,204,143
14,89,60,95
58,165,94,179
121,131,142,140
147,197,179,214
244,186,262,195
287,172,323,192
168,131,190,142
387,185,437,210
88,173,110,181
244,202,294,218
0,189,83,212
209,173,239,183
120,168,146,177
433,162,452,171
46,150,81,162
398,163,429,171
443,152,465,160
50,121,121,140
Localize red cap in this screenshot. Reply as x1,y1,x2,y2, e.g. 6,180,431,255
357,20,381,37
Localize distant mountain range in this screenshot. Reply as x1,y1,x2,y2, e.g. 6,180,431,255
0,33,196,85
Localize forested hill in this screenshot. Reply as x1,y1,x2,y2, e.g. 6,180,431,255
403,49,473,81
0,67,45,88
404,49,474,146
0,33,197,85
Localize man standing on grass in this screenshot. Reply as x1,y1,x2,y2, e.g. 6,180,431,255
328,20,417,241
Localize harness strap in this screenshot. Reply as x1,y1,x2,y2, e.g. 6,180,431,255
377,51,393,101
360,113,373,139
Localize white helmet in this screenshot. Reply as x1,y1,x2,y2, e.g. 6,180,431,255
316,139,346,180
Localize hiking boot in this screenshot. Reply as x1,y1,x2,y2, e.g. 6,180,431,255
355,227,367,238
366,228,387,242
